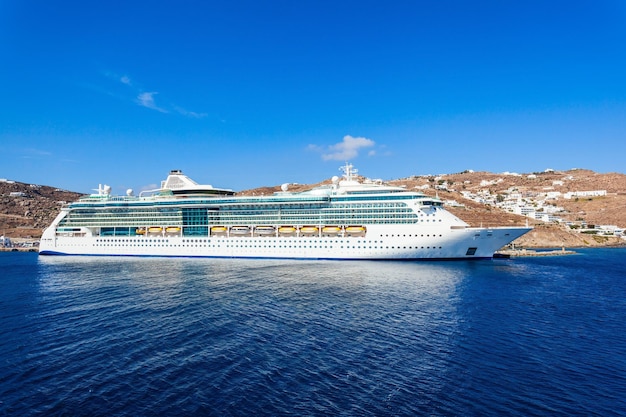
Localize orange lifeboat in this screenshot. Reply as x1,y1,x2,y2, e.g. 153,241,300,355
211,226,227,235
278,226,297,235
299,226,319,235
345,226,366,235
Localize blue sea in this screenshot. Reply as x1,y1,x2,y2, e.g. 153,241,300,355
1,249,625,416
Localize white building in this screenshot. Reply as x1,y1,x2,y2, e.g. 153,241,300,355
545,191,562,200
564,190,607,199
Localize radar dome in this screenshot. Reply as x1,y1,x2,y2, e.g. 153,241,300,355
331,176,339,184
126,189,134,196
281,183,289,192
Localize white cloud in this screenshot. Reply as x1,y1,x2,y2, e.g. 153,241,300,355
26,148,53,156
174,106,207,119
310,135,376,161
101,70,208,117
20,148,52,159
136,92,168,113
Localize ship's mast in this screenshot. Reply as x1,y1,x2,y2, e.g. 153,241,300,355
341,163,358,182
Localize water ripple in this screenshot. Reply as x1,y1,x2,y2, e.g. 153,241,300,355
0,250,625,416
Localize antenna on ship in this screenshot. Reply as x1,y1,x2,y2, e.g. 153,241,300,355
92,184,110,196
341,162,358,182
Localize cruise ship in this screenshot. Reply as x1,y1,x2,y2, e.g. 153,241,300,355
39,164,531,260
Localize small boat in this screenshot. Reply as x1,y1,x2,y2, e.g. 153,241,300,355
278,226,297,235
345,226,366,234
148,227,162,233
211,226,228,234
255,226,275,235
322,226,342,235
165,227,180,233
230,226,251,235
299,226,318,235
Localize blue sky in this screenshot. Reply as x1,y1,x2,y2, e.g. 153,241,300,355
2,1,625,194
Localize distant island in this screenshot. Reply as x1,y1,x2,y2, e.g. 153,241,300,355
1,168,625,249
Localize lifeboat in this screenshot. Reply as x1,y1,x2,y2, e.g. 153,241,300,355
278,226,297,235
299,226,319,235
210,226,227,235
135,228,146,235
148,227,162,234
345,226,366,235
255,226,275,235
322,226,342,235
230,226,251,235
165,227,180,233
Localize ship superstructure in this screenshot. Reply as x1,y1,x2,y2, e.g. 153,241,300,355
39,165,531,259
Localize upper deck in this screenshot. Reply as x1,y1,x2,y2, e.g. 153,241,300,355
72,164,442,209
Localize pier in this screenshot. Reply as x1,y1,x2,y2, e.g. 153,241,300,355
494,247,576,258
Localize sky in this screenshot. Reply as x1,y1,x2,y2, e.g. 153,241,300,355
1,0,626,194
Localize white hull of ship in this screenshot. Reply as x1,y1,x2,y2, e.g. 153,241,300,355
39,224,530,260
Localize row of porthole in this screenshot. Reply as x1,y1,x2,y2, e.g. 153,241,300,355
221,245,443,250
94,239,444,246
94,238,221,243
96,234,444,243
91,243,443,250
94,244,210,248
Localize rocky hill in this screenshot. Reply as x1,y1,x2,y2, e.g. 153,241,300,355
2,168,625,248
0,181,83,239
387,169,626,248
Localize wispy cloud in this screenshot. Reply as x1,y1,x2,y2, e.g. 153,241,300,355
136,92,168,113
308,135,376,161
174,106,207,119
20,148,53,159
101,70,206,117
102,70,131,86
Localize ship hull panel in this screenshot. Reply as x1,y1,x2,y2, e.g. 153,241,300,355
40,225,530,260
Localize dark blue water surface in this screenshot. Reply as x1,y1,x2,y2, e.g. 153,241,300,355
1,249,625,416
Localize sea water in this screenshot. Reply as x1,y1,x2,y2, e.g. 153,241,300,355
1,249,625,416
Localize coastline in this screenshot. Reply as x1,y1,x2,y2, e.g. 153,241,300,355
0,247,38,253
494,247,577,258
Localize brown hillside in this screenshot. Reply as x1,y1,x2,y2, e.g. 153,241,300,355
0,181,83,238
